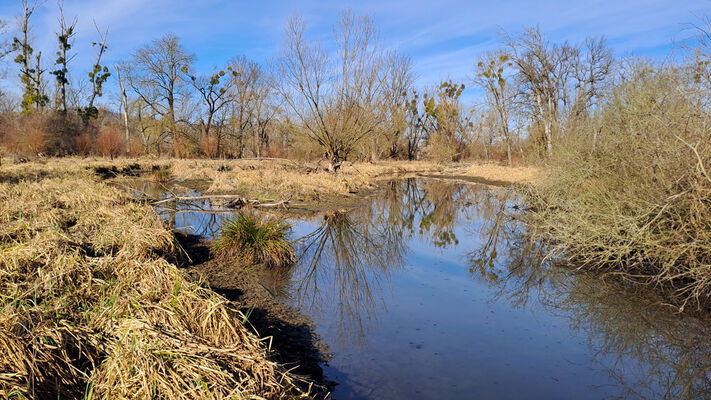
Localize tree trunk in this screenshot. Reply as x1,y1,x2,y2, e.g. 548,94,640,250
116,68,131,155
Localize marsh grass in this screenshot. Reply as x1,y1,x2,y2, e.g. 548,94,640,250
0,171,311,399
213,211,297,268
151,166,172,183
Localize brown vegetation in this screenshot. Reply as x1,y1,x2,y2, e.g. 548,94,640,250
0,166,312,399
526,63,711,310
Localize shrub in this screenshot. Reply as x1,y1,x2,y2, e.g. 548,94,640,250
213,211,296,267
527,63,711,309
95,126,123,158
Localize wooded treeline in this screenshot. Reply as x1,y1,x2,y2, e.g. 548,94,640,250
0,1,708,166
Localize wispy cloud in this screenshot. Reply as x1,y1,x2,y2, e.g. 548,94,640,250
0,0,707,99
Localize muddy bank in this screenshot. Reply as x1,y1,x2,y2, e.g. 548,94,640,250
174,232,333,397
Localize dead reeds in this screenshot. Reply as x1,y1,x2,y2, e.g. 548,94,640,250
0,173,311,398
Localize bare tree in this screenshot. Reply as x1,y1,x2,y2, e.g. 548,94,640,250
13,0,48,114
505,27,578,157
424,81,472,162
115,64,130,154
225,56,262,158
403,89,436,160
128,34,195,149
186,66,238,156
50,1,77,114
380,53,414,159
82,22,110,120
276,10,398,170
473,51,519,165
570,37,614,119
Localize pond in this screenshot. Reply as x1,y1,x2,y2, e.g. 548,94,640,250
130,178,711,399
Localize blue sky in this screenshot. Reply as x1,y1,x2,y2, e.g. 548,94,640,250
0,0,708,104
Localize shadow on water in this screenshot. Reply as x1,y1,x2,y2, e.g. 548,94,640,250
130,176,711,399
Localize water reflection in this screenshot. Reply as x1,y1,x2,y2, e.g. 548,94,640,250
375,178,470,247
130,176,711,399
289,211,406,344
467,190,711,399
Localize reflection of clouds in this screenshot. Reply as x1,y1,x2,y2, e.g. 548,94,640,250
467,193,711,399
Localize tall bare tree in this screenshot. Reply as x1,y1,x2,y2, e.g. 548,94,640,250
505,27,578,157
186,66,238,156
82,22,110,120
13,0,48,114
473,52,519,165
50,1,76,114
128,34,195,149
115,64,130,154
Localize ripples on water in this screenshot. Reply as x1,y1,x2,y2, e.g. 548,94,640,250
128,178,711,400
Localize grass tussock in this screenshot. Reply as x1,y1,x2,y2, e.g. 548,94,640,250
0,175,310,399
527,64,711,309
152,167,173,183
213,211,296,268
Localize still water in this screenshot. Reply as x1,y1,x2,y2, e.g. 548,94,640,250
133,178,711,399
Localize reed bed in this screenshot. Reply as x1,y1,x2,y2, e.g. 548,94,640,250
0,173,310,398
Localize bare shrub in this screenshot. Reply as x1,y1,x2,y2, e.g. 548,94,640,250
527,63,711,309
95,126,123,158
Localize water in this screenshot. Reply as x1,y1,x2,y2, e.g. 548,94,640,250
135,178,711,399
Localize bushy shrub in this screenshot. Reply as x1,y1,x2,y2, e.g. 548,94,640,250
528,64,711,309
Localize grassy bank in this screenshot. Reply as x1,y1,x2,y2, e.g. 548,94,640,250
168,159,537,201
2,157,537,210
0,168,311,398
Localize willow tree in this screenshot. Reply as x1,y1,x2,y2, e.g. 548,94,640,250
276,10,403,170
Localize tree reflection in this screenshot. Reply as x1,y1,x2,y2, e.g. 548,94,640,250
291,211,407,344
286,179,480,344
374,178,476,248
467,193,711,399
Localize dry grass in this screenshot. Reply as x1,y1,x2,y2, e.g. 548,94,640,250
167,158,538,202
0,170,311,398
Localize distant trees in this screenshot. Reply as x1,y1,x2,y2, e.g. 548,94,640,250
128,34,195,153
0,1,702,170
276,10,411,169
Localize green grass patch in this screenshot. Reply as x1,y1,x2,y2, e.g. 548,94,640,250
213,211,297,268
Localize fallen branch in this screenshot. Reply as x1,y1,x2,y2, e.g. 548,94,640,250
154,194,246,205
155,194,293,210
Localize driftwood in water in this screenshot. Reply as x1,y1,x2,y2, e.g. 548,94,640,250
154,194,292,209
